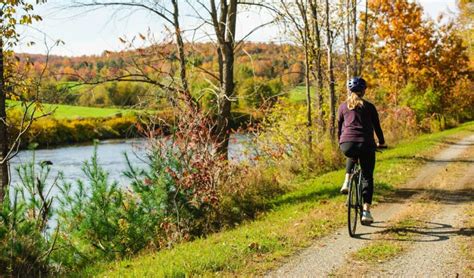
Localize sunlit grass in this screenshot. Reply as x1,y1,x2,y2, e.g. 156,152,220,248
353,241,404,263
7,100,134,119
287,86,311,103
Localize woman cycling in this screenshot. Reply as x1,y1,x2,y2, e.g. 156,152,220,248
337,77,386,225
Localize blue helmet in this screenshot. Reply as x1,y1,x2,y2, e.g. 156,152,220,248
347,77,367,93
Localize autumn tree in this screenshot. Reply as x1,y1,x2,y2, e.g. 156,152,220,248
368,0,470,123
0,0,46,203
190,0,276,155
204,0,238,155
456,0,473,66
368,0,435,105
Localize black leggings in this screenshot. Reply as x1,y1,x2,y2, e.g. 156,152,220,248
340,142,375,205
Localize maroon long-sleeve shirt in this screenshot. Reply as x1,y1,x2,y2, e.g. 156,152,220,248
337,100,385,146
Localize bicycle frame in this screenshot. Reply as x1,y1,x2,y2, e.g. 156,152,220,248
348,159,363,237
353,162,363,222
347,146,387,237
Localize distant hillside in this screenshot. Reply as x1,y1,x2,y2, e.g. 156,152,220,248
17,42,305,84
15,42,307,109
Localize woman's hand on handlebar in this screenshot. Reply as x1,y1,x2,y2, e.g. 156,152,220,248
377,142,388,149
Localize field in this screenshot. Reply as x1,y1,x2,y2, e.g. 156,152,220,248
287,86,314,103
7,101,133,119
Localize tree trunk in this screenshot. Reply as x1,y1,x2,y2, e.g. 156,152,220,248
316,64,324,129
351,0,358,76
325,0,336,142
171,0,197,111
309,0,325,130
327,49,336,142
215,0,237,157
304,42,312,147
216,42,234,156
358,0,370,76
0,37,8,203
345,0,352,81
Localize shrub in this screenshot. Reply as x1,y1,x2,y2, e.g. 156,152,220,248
51,108,231,270
217,165,286,226
238,78,281,109
446,76,474,122
103,116,138,137
17,115,139,148
0,154,59,276
78,89,112,107
135,111,229,237
106,82,147,107
53,145,174,271
254,98,343,177
400,83,442,121
378,106,419,143
56,147,129,266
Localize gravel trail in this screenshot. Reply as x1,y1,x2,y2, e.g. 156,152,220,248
266,133,474,277
364,135,474,277
367,204,470,277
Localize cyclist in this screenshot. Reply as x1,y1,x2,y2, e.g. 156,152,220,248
337,77,386,225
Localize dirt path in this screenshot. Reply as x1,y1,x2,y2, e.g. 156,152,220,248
266,134,474,277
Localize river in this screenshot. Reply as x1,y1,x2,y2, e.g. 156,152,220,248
9,134,253,188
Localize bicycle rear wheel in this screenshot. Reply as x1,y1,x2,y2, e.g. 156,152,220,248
347,173,359,237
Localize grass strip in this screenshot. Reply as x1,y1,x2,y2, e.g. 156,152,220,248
80,122,474,277
351,203,437,265
353,242,404,263
7,100,134,119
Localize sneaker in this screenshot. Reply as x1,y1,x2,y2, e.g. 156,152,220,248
361,210,374,225
340,181,349,194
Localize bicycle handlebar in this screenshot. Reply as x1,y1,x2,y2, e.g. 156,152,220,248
376,145,388,152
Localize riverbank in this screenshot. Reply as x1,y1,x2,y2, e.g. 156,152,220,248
80,121,474,276
9,108,256,149
16,114,140,149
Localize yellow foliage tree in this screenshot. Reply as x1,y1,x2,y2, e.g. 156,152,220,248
368,0,435,103
0,0,46,202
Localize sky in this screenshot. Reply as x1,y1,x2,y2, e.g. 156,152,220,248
15,0,459,57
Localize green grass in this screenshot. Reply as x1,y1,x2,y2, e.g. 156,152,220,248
287,86,312,103
44,103,132,119
79,121,474,277
7,101,133,119
353,241,404,263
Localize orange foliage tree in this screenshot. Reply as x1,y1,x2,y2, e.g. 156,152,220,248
367,0,471,123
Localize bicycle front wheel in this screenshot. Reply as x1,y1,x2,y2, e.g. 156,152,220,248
347,173,359,237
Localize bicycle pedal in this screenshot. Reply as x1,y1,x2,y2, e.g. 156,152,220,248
361,220,373,226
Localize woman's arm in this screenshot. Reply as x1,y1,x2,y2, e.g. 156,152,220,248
337,105,344,142
371,104,385,145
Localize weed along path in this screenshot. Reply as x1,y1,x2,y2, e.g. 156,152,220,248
267,133,474,277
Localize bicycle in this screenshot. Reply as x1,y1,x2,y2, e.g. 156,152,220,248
347,145,387,237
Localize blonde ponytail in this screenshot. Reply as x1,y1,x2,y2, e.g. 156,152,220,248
347,92,364,110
